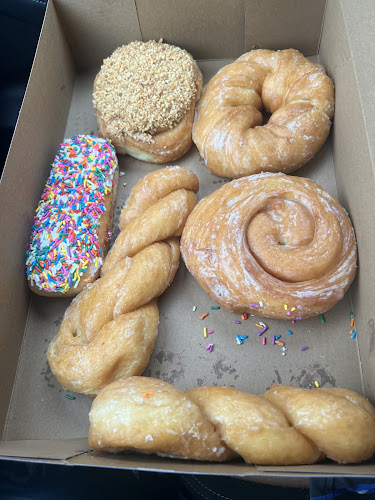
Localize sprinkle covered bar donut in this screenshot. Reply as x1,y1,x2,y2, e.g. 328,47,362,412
26,135,119,297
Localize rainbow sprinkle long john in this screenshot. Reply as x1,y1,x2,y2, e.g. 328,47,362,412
26,135,118,295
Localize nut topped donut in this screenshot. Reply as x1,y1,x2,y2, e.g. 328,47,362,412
26,135,118,297
93,40,203,163
181,173,357,320
193,49,334,178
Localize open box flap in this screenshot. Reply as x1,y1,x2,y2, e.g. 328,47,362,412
244,0,326,55
54,0,141,71
0,0,75,438
319,0,375,401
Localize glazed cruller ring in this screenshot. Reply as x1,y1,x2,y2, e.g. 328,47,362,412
193,49,334,178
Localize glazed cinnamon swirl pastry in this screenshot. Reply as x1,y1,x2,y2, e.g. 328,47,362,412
181,173,357,319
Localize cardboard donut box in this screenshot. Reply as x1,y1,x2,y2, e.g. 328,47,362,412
1,0,375,477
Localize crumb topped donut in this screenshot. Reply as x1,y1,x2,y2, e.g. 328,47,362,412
26,135,118,296
193,49,334,178
93,40,203,163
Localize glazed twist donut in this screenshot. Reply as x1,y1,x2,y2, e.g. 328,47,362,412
89,377,375,465
47,167,199,396
193,49,334,178
180,173,357,319
101,166,199,276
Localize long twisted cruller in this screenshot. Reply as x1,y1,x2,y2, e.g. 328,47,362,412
47,167,199,396
89,377,375,465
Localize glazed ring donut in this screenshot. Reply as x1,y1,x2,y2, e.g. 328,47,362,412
193,49,334,178
89,377,375,465
181,173,357,319
93,40,203,163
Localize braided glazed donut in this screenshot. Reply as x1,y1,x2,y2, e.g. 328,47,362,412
89,377,375,465
101,166,199,276
181,173,357,319
193,49,334,178
47,167,199,396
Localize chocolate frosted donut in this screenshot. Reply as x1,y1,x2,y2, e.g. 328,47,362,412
181,173,357,319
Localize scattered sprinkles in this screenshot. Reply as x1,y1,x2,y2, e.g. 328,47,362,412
142,391,154,398
257,326,267,336
275,340,285,346
301,346,308,351
314,381,320,388
206,343,214,352
262,337,266,345
200,313,208,320
208,330,214,334
203,327,208,338
349,312,356,339
250,304,259,308
234,321,241,324
65,395,76,400
192,306,197,312
320,314,325,324
26,135,118,294
287,330,292,335
242,314,248,320
236,335,243,345
210,306,220,310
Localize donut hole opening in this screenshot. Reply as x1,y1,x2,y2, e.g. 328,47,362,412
262,110,272,125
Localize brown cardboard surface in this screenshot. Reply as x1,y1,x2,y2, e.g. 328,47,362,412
0,0,74,437
319,0,375,401
135,0,245,59
244,0,326,55
0,438,88,461
54,0,141,71
3,60,363,448
1,0,375,477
